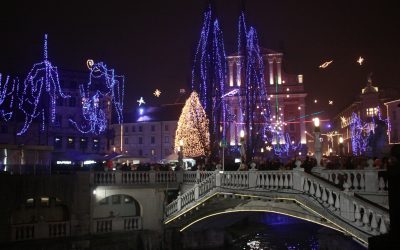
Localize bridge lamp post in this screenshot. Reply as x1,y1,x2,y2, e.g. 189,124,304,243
313,118,322,169
239,130,246,164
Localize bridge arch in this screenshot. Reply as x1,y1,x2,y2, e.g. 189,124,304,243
94,194,141,218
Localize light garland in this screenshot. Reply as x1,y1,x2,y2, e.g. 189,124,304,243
175,91,210,157
191,5,227,157
70,61,125,135
0,73,18,121
17,34,70,135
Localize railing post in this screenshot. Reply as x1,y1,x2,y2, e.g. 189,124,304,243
149,170,156,184
115,171,122,185
248,169,257,188
194,183,199,200
364,169,379,192
215,170,221,187
177,192,182,211
196,170,200,183
176,171,183,184
339,192,355,221
293,160,304,191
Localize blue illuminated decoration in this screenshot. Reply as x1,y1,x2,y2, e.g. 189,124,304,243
0,73,19,121
350,112,367,155
69,61,125,135
191,4,227,158
17,34,70,135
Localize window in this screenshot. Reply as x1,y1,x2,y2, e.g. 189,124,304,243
80,137,88,150
67,137,75,149
26,198,34,208
69,97,76,107
164,124,169,131
366,107,378,117
132,125,136,132
151,136,155,144
151,125,155,132
151,149,155,156
124,126,128,133
138,126,143,132
54,136,62,149
40,197,49,207
93,138,100,151
112,195,121,204
164,149,170,156
164,136,169,143
124,137,129,144
138,137,143,144
139,149,143,156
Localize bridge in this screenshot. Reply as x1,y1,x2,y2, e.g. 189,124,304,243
0,163,390,249
163,164,390,247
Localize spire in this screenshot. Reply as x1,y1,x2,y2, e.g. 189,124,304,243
44,34,48,60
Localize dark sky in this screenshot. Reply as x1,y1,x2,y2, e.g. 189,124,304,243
1,0,399,118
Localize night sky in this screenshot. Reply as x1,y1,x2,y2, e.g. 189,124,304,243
1,0,399,119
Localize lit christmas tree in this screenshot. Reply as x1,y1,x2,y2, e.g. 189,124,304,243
175,91,210,158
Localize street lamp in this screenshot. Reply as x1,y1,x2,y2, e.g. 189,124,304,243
339,136,344,156
239,130,246,164
313,117,322,168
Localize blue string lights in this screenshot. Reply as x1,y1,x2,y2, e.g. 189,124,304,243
69,61,124,135
191,5,227,157
0,73,18,121
17,34,70,135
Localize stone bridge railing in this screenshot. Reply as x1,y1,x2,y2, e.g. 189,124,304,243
91,171,182,185
165,169,390,242
11,221,70,241
93,216,142,233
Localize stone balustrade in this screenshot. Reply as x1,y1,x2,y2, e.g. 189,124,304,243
11,221,69,241
92,171,181,185
320,169,388,193
183,171,214,184
165,169,391,240
93,216,142,233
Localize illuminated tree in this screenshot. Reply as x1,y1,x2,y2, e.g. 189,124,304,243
175,91,210,158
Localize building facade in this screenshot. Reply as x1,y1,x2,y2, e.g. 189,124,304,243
225,49,307,150
0,69,112,166
332,77,397,155
111,104,183,163
385,99,400,144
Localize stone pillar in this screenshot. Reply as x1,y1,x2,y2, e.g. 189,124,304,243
293,161,305,191
339,192,355,221
276,57,282,85
194,183,199,200
268,58,274,85
177,192,182,211
149,171,156,184
215,170,221,187
229,61,234,87
248,169,257,188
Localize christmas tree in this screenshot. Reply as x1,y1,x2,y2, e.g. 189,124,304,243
175,91,210,157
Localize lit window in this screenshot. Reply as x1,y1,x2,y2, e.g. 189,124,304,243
151,149,155,156
67,137,75,149
366,107,378,117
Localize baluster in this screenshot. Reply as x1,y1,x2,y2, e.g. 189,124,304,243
278,174,283,188
353,173,360,190
274,174,279,188
321,187,328,205
362,208,370,229
347,173,353,189
309,181,315,195
334,193,340,211
360,174,365,191
379,217,387,234
284,174,289,188
288,174,293,188
328,190,334,208
315,184,321,200
354,204,362,226
304,179,310,192
334,174,339,185
265,174,270,188
328,173,333,182
379,177,386,191
370,213,378,234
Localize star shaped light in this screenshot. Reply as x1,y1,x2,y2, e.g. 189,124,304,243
137,97,145,106
319,60,333,69
329,100,333,105
357,56,364,65
153,89,161,97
